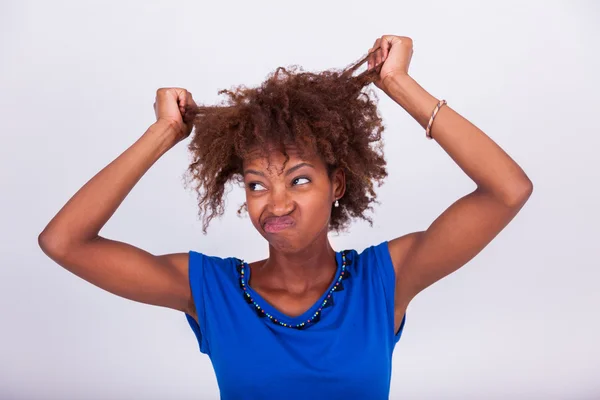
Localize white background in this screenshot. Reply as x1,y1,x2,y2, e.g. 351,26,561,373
1,1,599,399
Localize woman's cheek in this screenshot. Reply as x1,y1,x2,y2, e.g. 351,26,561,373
245,198,261,222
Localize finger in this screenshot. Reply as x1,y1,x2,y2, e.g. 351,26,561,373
381,36,391,62
177,89,188,114
374,38,383,66
183,92,195,122
369,39,380,70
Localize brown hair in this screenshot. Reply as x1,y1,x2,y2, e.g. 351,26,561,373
183,50,388,233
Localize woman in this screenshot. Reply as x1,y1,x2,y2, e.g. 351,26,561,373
38,35,533,399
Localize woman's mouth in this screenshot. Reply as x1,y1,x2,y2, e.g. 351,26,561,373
263,216,295,233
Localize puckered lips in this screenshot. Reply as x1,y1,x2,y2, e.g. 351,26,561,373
262,215,296,233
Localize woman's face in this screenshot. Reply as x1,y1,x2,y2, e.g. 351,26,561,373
242,146,345,252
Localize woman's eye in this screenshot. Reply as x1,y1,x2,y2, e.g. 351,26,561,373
292,177,311,186
248,182,266,191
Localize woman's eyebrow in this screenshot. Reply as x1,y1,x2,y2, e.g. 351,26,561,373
284,162,315,176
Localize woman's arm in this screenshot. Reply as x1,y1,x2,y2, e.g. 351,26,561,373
385,74,533,303
368,36,533,332
38,88,199,316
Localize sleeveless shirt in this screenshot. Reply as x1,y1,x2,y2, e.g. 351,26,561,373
184,241,406,399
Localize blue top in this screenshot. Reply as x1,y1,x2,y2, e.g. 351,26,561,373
185,241,406,399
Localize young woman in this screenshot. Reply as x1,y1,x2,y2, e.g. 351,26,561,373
38,35,533,399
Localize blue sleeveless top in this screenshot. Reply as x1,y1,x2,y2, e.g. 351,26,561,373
184,241,406,399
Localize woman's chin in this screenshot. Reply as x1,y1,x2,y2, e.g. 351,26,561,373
264,231,306,253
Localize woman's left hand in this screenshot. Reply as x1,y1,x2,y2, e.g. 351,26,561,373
367,35,414,91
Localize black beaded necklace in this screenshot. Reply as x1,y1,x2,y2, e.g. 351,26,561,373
236,250,351,330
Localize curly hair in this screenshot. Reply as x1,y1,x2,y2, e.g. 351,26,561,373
182,49,388,233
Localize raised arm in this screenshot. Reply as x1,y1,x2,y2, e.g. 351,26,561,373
367,36,533,333
38,88,199,317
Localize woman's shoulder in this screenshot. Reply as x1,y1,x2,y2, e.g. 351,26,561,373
188,249,239,262
350,240,395,279
187,250,242,278
355,240,391,261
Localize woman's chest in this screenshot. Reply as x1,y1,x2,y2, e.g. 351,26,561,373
206,305,394,398
210,325,393,399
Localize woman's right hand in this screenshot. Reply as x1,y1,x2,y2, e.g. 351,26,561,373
153,87,197,144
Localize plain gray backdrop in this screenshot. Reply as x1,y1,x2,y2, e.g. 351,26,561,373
1,0,599,399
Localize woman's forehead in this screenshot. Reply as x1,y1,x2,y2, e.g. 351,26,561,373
242,145,323,170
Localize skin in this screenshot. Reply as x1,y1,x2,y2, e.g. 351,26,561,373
38,35,533,339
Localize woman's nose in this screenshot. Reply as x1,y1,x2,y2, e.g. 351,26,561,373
268,188,293,215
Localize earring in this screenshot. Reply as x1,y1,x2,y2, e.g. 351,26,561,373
334,200,339,208
237,202,248,216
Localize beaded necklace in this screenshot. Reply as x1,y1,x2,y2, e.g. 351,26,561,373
237,251,350,330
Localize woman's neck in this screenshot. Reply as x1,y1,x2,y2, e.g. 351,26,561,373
259,236,338,294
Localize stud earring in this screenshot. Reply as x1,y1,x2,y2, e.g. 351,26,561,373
334,200,339,208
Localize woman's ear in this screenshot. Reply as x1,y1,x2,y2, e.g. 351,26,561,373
332,167,346,200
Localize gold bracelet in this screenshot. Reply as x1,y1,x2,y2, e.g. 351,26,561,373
426,99,447,140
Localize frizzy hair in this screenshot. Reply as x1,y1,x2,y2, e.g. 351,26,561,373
182,47,389,233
